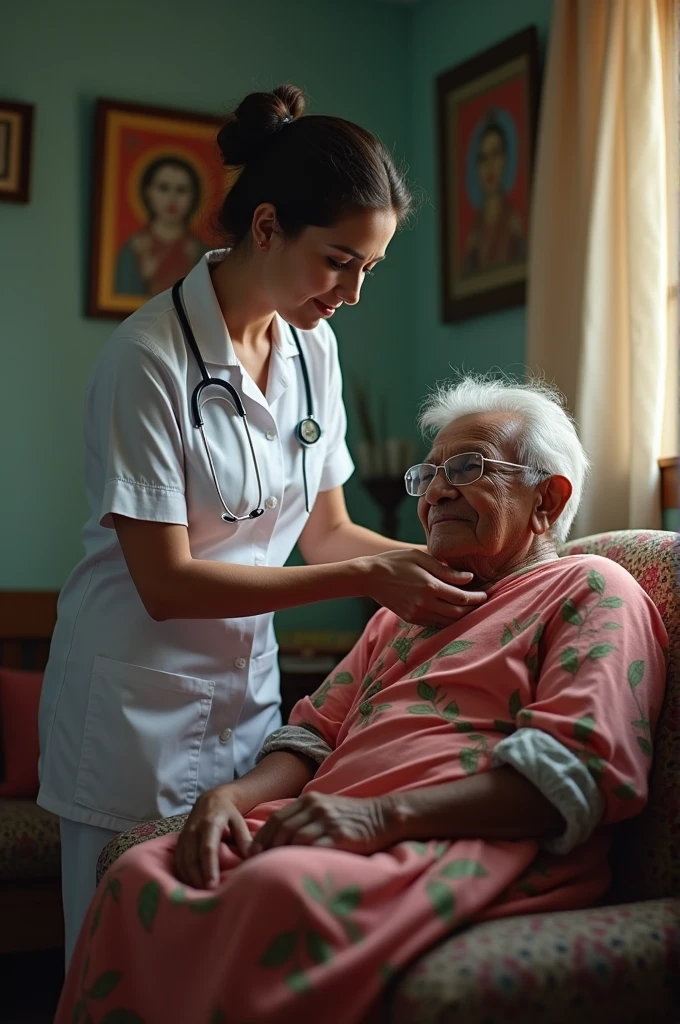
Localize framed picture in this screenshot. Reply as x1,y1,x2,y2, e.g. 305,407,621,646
437,27,539,322
0,100,34,204
88,98,227,318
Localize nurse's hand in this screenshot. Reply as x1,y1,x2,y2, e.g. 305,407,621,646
364,550,487,626
249,792,398,857
175,784,252,890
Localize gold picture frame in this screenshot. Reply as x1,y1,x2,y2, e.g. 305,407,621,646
0,100,34,204
88,98,227,318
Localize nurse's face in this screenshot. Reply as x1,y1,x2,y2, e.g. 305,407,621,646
265,207,398,330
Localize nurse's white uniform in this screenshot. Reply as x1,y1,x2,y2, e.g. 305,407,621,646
37,252,354,960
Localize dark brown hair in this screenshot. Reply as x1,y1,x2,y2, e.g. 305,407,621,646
216,84,412,247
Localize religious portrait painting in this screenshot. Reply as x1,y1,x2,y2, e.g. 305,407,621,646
88,99,226,318
437,28,539,322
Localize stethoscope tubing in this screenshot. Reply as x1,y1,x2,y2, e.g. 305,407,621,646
171,278,321,522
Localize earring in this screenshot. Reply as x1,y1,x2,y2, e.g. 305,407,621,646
258,240,268,252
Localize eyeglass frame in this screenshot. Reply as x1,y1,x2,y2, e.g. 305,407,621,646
404,451,549,497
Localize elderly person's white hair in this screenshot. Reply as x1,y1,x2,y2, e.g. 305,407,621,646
418,374,590,545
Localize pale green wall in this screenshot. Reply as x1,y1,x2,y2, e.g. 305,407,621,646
409,0,554,401
0,0,413,631
1,0,556,631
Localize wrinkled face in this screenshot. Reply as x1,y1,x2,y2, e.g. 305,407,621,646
261,207,397,331
144,165,196,225
477,129,506,196
417,412,544,570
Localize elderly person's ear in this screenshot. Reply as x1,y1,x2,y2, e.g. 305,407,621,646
531,474,572,536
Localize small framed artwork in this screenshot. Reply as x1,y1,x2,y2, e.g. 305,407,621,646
0,100,34,204
437,27,539,322
88,98,227,318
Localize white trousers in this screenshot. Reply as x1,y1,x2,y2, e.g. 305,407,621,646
59,818,119,968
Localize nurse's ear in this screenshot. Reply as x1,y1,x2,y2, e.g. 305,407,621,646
251,203,278,252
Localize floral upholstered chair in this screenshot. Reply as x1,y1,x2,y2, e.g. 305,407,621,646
96,530,680,1023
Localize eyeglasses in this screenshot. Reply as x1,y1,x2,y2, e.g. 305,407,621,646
404,452,545,497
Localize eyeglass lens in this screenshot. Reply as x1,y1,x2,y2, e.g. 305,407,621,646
405,453,484,496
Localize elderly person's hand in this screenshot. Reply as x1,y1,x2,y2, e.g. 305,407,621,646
175,784,252,890
249,792,398,857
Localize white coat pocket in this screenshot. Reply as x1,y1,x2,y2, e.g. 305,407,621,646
74,656,214,822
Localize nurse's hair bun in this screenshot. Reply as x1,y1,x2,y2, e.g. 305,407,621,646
217,85,306,167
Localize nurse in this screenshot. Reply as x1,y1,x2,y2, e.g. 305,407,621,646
37,84,487,963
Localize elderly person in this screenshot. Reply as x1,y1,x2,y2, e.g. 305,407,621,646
55,376,667,1024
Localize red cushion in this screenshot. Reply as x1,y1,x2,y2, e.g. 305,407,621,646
0,668,43,798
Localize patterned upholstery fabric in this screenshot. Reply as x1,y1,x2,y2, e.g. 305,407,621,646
95,531,680,1023
0,798,61,879
97,814,188,882
559,531,679,903
389,899,680,1024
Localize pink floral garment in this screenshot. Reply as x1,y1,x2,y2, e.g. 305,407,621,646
56,556,667,1024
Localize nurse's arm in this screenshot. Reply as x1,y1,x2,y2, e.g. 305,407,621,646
112,515,479,624
112,514,366,620
298,486,428,562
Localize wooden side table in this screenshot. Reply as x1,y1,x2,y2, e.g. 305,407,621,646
658,457,679,530
277,630,360,723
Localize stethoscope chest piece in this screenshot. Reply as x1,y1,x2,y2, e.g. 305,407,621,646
296,417,322,447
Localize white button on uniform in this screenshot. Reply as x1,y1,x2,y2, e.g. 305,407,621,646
219,728,232,743
234,657,246,669
265,496,278,510
265,429,277,441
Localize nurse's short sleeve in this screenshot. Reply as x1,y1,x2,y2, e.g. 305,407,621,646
92,336,188,528
318,324,354,492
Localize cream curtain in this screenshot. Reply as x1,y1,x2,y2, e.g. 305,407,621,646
527,0,678,536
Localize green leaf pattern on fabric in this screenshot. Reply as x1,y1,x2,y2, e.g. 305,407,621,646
87,971,123,1000
613,782,637,800
389,636,416,664
137,881,160,934
258,874,364,992
355,677,392,728
508,690,523,718
311,670,355,709
459,735,488,774
557,571,624,682
259,931,298,967
573,715,596,744
426,880,455,921
360,656,386,695
499,613,539,647
425,857,487,922
436,639,475,658
627,660,651,757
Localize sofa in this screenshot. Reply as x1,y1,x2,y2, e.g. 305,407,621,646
0,590,63,953
96,529,680,1022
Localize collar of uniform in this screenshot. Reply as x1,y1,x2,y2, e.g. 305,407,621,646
180,250,301,367
180,251,238,367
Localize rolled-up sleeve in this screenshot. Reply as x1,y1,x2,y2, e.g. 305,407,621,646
93,336,188,529
318,325,354,493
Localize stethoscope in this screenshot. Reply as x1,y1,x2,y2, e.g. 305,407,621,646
171,279,322,523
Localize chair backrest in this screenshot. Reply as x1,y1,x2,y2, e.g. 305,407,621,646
559,531,679,901
0,591,58,671
0,591,58,782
